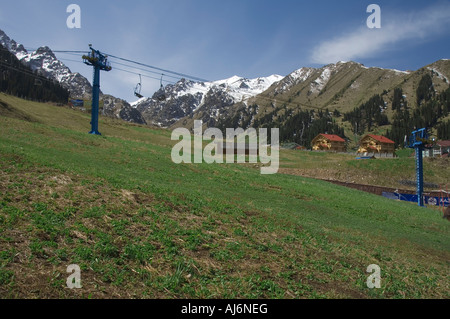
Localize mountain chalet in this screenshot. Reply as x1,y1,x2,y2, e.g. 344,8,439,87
311,134,346,152
357,134,395,155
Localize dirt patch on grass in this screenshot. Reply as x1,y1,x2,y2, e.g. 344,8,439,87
0,154,162,298
278,167,395,187
0,100,39,123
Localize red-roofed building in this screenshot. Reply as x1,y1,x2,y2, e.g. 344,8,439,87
312,134,346,152
358,134,395,154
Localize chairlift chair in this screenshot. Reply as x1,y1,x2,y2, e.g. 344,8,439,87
155,74,166,101
134,74,144,98
34,78,43,86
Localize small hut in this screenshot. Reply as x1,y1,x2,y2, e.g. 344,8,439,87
311,134,346,152
423,140,450,157
358,134,395,154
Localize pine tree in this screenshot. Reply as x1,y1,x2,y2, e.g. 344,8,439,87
0,44,69,104
416,74,434,106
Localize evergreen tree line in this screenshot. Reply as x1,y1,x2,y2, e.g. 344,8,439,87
437,120,450,140
416,73,435,106
276,108,345,149
342,94,389,135
216,74,450,149
386,75,450,147
216,103,258,131
217,103,345,149
0,44,69,104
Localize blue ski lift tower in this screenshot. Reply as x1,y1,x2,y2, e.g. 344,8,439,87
406,128,435,207
82,45,112,135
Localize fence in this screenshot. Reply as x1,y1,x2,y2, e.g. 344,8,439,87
382,192,449,207
309,150,396,158
382,184,449,215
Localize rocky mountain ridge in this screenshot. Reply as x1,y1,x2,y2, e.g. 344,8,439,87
1,29,449,138
0,29,146,124
0,30,93,100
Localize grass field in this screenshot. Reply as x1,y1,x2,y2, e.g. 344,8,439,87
279,144,449,190
0,93,449,299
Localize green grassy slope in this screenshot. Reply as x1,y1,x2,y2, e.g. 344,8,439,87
0,93,449,299
279,149,450,189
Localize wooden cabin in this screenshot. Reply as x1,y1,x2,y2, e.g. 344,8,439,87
358,134,395,154
311,134,346,152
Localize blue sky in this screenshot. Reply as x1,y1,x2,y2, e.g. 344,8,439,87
1,0,450,102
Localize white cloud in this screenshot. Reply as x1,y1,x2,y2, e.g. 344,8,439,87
311,3,450,64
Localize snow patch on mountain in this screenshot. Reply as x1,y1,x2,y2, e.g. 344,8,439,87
427,66,449,83
273,67,314,94
0,29,27,59
350,80,360,90
130,97,150,108
359,62,410,75
22,47,69,77
289,68,314,83
391,69,411,75
310,67,331,93
172,75,283,107
132,74,282,128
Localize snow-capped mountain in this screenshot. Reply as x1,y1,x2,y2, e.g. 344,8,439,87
103,94,146,125
222,59,449,135
133,74,283,127
272,61,413,98
0,28,147,124
0,29,28,60
1,28,449,134
0,29,92,99
21,46,93,99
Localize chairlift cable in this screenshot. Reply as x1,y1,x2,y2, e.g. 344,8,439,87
28,48,207,83
58,53,181,81
50,49,207,82
58,57,178,85
104,53,210,82
108,60,181,80
15,47,330,111
0,61,56,84
113,66,176,84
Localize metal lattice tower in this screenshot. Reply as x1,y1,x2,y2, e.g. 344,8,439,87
82,46,112,135
406,128,434,207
